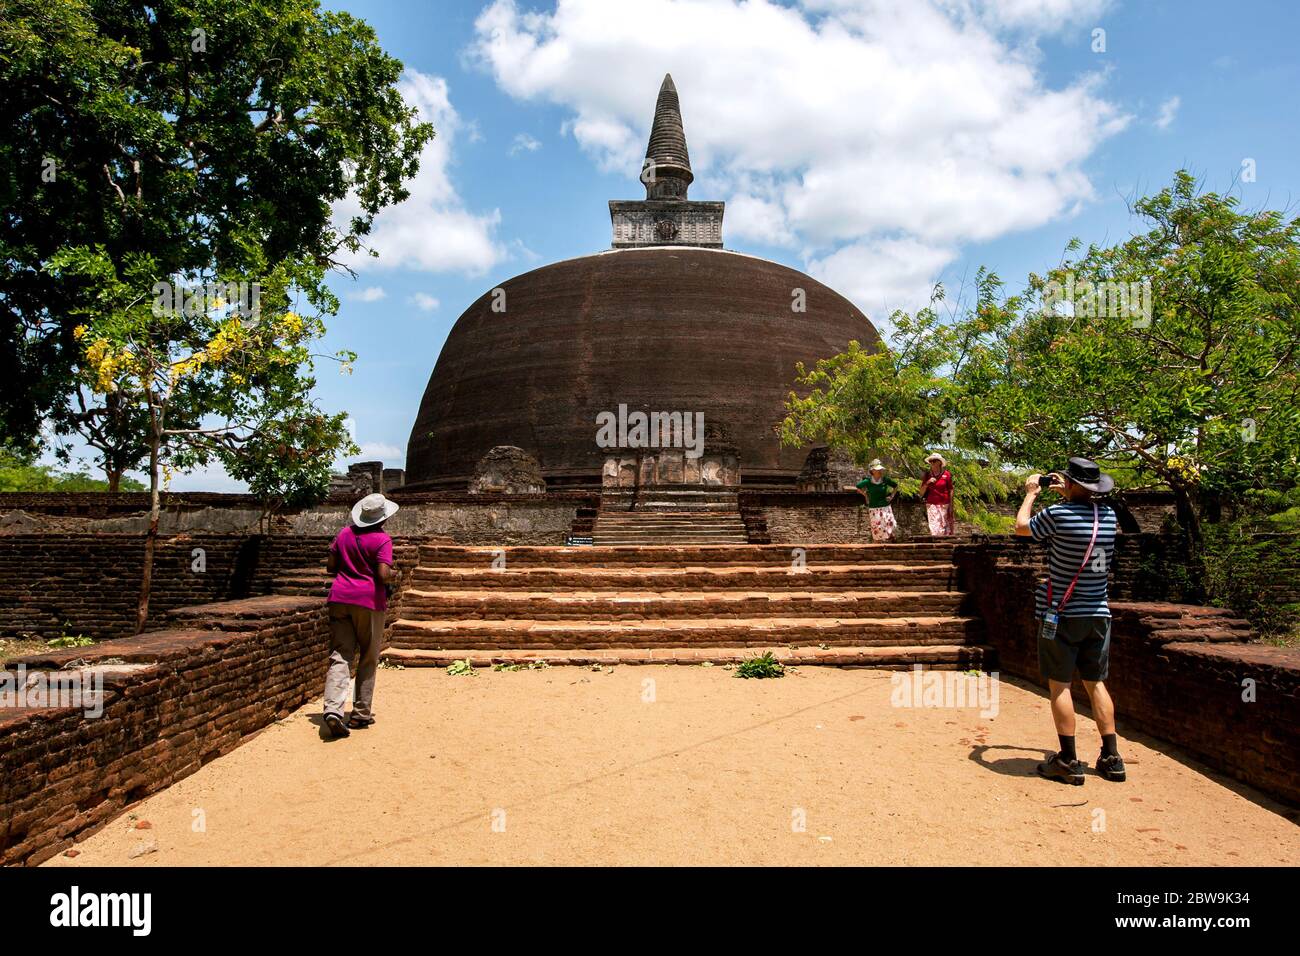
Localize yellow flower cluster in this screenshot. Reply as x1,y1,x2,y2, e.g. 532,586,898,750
169,319,250,383
169,354,205,383
280,311,304,337
1166,455,1202,486
84,337,134,393
206,318,248,362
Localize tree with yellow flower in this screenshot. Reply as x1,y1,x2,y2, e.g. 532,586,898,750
51,247,356,631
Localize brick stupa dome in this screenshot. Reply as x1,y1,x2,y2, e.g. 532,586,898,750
403,76,882,490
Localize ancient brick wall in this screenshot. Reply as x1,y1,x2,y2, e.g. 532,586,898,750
0,491,595,542
0,533,340,643
0,532,428,645
0,595,329,866
955,540,1300,806
750,492,931,541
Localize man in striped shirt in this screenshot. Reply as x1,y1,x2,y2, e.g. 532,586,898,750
1016,457,1126,786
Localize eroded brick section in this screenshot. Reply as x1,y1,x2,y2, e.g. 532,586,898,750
0,595,328,866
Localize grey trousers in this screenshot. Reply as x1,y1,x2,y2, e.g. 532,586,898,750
324,602,385,721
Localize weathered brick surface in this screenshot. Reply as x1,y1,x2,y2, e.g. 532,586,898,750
0,533,336,642
0,595,328,866
0,491,595,542
955,539,1300,806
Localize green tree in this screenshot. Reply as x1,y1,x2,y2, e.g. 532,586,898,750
57,248,356,631
782,172,1300,546
954,172,1300,543
0,444,146,491
223,409,354,530
781,289,1019,528
0,0,431,475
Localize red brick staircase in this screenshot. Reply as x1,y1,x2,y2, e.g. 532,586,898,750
381,541,994,670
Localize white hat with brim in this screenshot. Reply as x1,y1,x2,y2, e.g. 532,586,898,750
868,458,886,472
351,493,400,528
925,453,946,466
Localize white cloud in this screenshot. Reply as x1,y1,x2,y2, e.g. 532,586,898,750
410,292,441,312
510,132,542,155
334,71,506,276
355,442,404,461
964,0,1114,34
808,238,958,331
1154,95,1180,130
148,461,249,494
470,0,1129,319
349,285,387,302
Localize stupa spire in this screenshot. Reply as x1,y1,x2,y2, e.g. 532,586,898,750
642,73,693,200
609,75,723,249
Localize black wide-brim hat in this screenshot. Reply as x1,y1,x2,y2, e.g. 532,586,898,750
1064,457,1115,494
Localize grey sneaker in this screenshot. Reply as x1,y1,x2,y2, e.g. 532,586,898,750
1096,753,1127,782
1036,752,1085,786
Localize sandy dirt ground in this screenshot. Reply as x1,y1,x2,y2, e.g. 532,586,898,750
45,666,1299,867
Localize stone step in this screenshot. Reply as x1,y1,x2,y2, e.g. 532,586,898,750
416,543,958,567
400,588,967,619
594,510,744,519
591,525,748,531
590,537,752,546
387,614,983,650
408,564,960,591
381,643,996,669
601,488,738,500
594,520,745,528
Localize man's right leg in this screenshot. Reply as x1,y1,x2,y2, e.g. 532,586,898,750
1036,623,1085,785
1078,617,1125,781
1037,679,1085,785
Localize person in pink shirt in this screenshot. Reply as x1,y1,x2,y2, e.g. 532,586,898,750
920,453,955,537
322,493,399,739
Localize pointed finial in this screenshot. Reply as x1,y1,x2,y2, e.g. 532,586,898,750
642,73,693,200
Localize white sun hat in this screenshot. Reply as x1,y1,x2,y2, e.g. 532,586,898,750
351,493,400,528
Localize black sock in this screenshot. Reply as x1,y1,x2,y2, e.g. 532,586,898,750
1101,734,1120,758
1058,735,1077,762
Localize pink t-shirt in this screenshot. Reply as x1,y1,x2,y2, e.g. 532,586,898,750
327,525,393,611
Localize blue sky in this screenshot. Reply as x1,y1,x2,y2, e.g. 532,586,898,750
93,0,1300,489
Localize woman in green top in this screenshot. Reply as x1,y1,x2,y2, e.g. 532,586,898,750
855,459,899,542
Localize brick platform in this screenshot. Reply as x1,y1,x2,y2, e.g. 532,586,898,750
0,595,329,866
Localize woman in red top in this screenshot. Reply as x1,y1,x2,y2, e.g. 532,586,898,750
921,453,955,536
